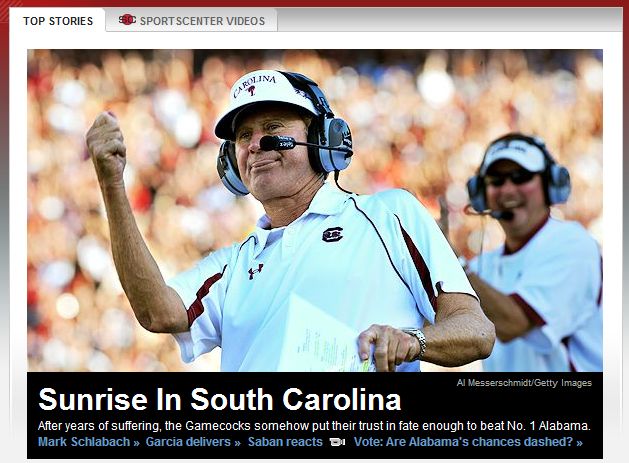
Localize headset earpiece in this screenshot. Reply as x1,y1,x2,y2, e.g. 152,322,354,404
526,135,571,205
466,175,487,212
281,71,353,174
316,117,353,173
547,163,571,204
217,141,249,196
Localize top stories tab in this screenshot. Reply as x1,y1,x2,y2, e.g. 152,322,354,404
106,8,276,32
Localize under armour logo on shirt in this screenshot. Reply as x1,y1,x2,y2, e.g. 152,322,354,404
322,227,343,242
248,263,263,280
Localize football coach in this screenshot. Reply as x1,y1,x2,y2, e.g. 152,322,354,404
86,69,495,372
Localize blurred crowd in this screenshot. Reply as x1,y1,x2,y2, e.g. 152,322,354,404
26,49,603,372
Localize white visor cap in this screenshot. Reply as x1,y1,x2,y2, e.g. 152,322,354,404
214,70,319,140
480,138,547,175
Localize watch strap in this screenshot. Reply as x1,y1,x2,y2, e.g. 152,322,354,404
401,328,427,361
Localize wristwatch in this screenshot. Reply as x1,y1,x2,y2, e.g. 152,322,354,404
401,328,427,361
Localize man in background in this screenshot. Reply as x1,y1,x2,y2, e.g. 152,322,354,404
464,133,602,372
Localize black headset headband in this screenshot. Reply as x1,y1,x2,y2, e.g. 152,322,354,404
278,71,336,147
278,71,334,117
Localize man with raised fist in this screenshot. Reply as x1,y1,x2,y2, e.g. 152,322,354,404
86,70,494,372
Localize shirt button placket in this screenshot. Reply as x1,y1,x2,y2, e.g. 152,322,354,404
283,224,296,257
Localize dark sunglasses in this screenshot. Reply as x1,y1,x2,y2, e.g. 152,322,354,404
484,169,537,187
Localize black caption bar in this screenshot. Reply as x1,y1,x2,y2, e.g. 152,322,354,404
27,372,601,459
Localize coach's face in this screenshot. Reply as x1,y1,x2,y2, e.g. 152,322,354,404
234,104,318,203
485,160,549,236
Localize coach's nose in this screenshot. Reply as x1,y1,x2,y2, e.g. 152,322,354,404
247,131,264,154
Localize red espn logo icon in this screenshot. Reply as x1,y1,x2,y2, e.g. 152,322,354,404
118,14,136,25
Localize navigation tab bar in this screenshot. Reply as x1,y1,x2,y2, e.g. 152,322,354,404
105,8,277,32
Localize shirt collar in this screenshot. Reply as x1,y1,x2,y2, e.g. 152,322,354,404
248,183,350,254
254,182,348,228
503,213,551,255
306,182,351,216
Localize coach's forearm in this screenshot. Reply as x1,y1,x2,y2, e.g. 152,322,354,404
101,183,188,333
421,293,495,367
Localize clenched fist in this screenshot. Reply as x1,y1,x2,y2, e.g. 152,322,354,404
85,112,127,188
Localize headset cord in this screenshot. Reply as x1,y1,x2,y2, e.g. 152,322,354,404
462,204,488,278
477,215,487,279
334,170,354,195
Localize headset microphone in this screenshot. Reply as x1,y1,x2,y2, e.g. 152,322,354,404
489,210,515,221
464,204,514,221
259,135,353,154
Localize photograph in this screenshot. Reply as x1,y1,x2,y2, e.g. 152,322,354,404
26,48,603,373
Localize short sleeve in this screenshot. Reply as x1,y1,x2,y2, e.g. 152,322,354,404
167,245,234,362
375,189,477,323
514,230,601,352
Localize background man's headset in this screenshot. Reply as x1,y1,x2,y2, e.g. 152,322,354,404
466,133,571,214
216,71,354,196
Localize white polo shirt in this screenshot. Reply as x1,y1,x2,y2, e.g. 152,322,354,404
469,217,602,372
168,183,476,371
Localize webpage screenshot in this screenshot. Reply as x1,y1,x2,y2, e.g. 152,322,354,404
4,4,625,462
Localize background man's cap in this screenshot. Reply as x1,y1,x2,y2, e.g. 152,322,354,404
214,70,318,140
480,138,547,175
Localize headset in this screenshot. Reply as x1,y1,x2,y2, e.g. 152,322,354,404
466,133,571,213
216,71,354,196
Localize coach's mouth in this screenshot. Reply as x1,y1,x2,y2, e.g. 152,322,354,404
250,159,280,172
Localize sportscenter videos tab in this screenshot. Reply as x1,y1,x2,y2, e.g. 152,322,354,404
105,8,276,31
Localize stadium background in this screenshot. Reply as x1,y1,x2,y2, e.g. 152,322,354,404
26,49,603,372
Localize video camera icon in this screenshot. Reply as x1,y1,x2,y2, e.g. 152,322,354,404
329,437,345,446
